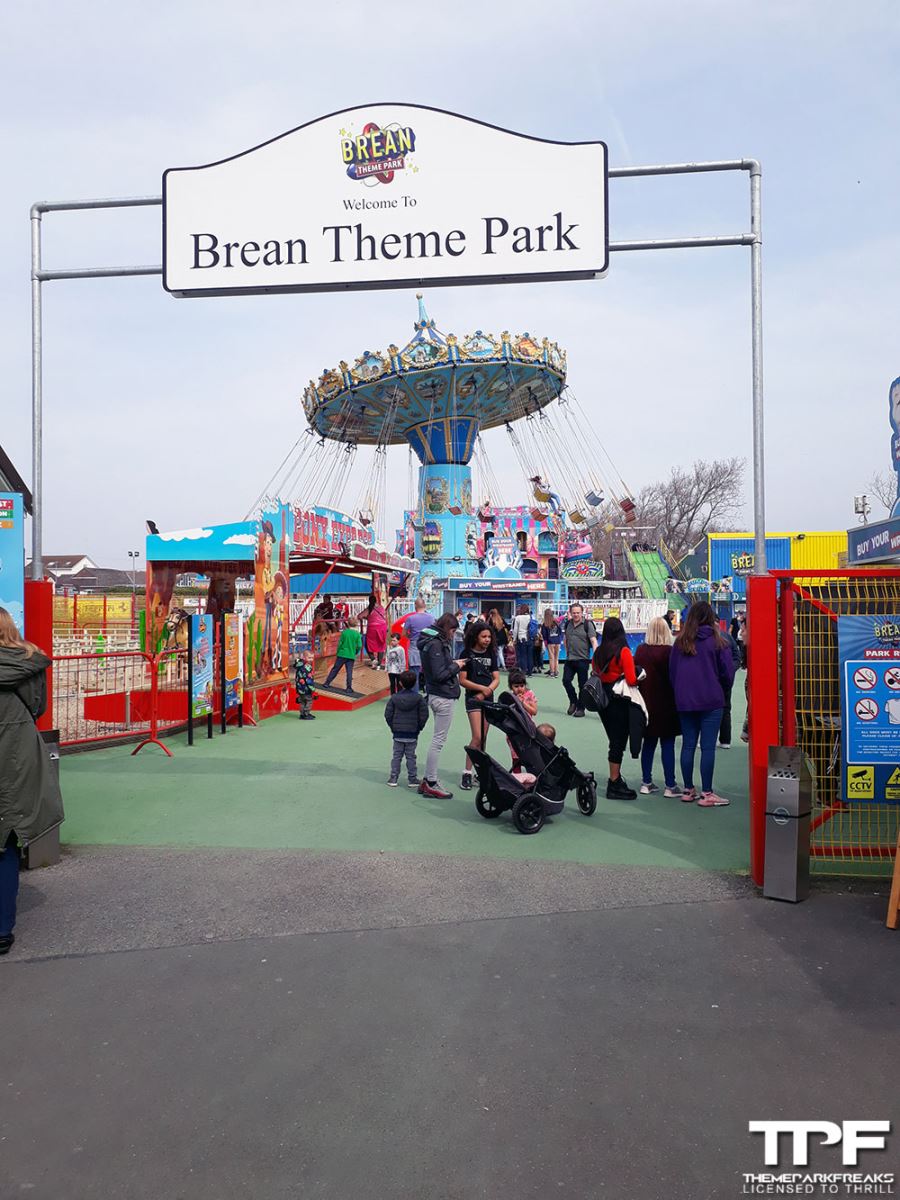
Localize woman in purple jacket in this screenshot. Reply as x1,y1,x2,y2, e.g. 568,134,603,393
669,602,736,807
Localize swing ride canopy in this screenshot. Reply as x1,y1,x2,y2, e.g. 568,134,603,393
301,295,567,463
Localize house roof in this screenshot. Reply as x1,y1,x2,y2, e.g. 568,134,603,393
41,554,94,569
60,566,146,591
0,443,32,513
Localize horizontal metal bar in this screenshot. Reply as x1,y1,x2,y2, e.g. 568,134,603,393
609,160,751,178
610,234,753,252
37,265,162,281
31,196,162,217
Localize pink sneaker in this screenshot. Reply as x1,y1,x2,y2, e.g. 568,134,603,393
680,788,697,803
698,791,730,807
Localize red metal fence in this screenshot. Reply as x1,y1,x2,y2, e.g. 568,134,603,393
53,649,190,755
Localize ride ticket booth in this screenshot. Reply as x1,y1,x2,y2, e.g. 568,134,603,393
435,576,563,621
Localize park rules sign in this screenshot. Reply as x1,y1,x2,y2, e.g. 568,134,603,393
163,104,608,297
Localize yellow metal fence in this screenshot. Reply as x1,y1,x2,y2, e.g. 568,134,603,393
787,574,900,876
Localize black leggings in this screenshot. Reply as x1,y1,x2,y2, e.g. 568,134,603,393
599,689,630,765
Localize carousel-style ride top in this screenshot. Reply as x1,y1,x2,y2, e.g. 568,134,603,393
248,295,636,592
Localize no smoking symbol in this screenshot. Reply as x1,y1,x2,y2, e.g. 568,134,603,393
855,697,879,721
885,667,900,690
854,667,877,690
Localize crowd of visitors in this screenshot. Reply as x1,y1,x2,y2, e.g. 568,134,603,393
300,594,743,807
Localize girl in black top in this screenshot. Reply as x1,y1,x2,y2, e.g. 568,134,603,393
459,620,499,790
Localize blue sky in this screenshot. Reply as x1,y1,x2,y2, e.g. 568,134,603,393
2,0,898,566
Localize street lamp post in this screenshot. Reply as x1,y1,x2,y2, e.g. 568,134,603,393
128,550,140,597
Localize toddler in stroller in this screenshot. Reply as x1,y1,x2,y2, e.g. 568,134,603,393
467,692,597,834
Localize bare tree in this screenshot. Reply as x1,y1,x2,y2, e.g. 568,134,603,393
866,470,897,516
638,458,746,563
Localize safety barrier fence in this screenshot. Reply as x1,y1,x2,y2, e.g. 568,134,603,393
747,570,900,883
54,649,191,754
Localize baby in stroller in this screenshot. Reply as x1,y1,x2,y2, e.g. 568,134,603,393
467,692,597,835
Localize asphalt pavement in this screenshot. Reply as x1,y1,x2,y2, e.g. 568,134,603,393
3,847,897,1200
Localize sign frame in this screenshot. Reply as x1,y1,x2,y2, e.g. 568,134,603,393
162,102,609,298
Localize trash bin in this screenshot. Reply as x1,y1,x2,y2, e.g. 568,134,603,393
763,746,814,903
23,729,62,871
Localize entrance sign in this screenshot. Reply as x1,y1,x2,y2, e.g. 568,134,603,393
838,614,900,803
163,104,608,297
189,614,214,717
223,613,243,711
0,493,25,634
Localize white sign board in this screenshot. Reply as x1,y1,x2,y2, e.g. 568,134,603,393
163,104,608,297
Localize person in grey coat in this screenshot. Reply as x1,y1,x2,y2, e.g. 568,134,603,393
0,608,64,955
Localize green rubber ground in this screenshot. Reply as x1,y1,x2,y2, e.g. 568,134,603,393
59,673,750,870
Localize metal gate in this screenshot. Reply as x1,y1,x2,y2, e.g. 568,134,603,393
747,570,900,882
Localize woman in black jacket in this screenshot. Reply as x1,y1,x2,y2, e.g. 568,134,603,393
417,614,463,799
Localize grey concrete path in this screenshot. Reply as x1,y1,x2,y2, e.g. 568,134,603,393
3,849,897,1200
14,846,754,960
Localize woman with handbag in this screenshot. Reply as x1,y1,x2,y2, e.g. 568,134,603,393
669,601,737,806
0,608,64,955
634,617,682,797
591,617,638,800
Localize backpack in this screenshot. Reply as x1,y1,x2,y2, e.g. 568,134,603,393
527,617,539,641
579,674,608,713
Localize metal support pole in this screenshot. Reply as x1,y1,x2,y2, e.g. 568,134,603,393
28,196,162,580
30,207,43,580
747,160,766,574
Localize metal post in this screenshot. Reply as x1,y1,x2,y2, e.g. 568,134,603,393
748,160,766,574
30,206,43,581
28,195,162,584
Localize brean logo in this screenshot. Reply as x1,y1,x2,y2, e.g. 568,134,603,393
340,121,416,185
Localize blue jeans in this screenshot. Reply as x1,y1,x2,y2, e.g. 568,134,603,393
679,709,724,792
324,655,354,691
641,736,676,788
0,834,19,937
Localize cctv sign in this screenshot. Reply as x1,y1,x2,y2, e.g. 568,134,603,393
163,103,608,296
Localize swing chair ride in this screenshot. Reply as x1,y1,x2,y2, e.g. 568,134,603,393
249,294,636,603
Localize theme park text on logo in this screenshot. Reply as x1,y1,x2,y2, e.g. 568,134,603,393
341,122,416,184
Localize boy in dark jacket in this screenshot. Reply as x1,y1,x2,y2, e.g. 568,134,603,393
384,669,429,787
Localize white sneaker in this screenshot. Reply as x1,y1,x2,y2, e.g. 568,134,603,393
639,782,659,795
387,779,399,788
719,742,731,750
664,785,684,798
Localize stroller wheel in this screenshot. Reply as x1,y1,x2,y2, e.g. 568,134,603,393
512,794,545,835
475,789,503,820
576,779,598,816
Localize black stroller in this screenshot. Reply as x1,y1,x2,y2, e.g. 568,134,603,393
467,692,597,835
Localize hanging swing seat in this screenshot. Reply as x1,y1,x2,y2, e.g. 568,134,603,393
568,510,587,525
619,497,636,514
532,487,552,503
585,489,604,507
530,506,549,520
358,510,374,527
448,504,463,516
478,506,495,524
